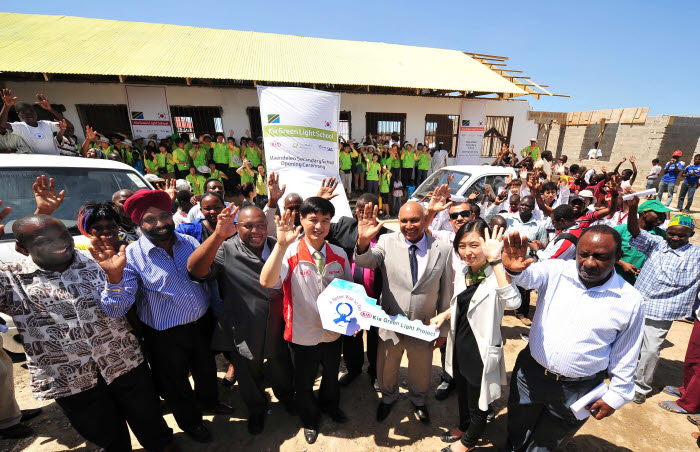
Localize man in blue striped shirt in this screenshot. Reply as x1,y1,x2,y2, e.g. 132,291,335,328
502,226,645,451
626,197,700,404
94,189,232,444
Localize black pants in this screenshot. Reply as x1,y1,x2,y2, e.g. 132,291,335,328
440,343,455,385
141,312,218,431
288,338,342,429
391,167,401,184
402,168,414,186
175,168,187,179
507,347,604,451
229,345,294,416
416,169,428,187
342,327,378,378
55,362,173,452
454,354,488,448
516,286,531,317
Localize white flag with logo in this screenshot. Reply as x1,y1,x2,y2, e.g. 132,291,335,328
257,86,352,219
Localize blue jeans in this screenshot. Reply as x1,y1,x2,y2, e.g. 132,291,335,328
646,179,657,190
677,181,697,211
657,180,676,207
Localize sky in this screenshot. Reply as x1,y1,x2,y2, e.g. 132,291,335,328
6,0,699,115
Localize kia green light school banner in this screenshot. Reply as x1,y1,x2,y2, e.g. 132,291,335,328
125,85,174,139
456,99,487,165
257,86,352,219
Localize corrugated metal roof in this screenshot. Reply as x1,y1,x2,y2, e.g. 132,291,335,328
0,13,526,95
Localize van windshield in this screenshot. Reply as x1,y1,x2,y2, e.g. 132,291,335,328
0,167,150,241
412,169,471,201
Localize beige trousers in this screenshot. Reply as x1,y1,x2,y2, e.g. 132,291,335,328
0,347,21,429
377,335,432,405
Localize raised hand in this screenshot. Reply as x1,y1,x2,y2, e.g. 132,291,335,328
629,156,636,164
357,202,386,247
1,89,17,107
215,204,239,239
162,179,177,201
275,209,302,247
505,174,513,187
0,200,11,239
620,157,627,163
468,190,480,201
35,93,51,110
58,119,67,132
85,125,97,142
618,260,640,276
601,166,607,173
245,129,251,137
267,172,286,206
627,192,640,209
607,173,621,192
89,237,127,283
33,175,65,215
480,225,505,262
502,232,534,273
317,177,339,200
229,129,234,137
427,183,453,213
519,167,528,181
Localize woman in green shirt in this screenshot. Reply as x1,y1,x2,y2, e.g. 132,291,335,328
339,145,353,195
207,160,229,184
173,138,191,179
254,163,268,207
416,143,432,186
144,149,159,175
186,166,208,195
365,153,381,196
189,142,208,169
237,159,256,185
401,144,417,186
389,145,402,184
156,144,175,180
379,165,392,215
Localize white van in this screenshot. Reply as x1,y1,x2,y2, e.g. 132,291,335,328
0,155,152,353
409,165,517,203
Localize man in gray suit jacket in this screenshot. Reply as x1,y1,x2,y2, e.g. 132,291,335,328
354,201,453,424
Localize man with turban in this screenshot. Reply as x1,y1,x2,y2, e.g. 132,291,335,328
93,189,232,444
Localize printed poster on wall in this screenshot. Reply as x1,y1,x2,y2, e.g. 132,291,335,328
257,86,352,219
125,85,173,139
456,99,487,165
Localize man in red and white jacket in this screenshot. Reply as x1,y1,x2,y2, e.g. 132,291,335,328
534,204,582,261
261,197,351,445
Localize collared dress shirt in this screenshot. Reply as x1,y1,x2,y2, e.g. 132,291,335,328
101,233,213,330
430,228,466,278
510,260,645,409
0,252,143,400
630,229,700,320
404,233,429,283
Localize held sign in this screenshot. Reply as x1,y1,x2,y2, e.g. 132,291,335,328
316,280,440,342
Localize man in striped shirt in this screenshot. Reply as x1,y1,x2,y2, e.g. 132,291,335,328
502,226,644,451
95,189,232,444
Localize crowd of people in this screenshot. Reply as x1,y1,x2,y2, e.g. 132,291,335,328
0,89,700,451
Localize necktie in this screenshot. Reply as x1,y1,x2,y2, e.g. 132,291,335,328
312,251,324,274
409,244,418,286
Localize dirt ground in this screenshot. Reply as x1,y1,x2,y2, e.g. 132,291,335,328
3,207,700,451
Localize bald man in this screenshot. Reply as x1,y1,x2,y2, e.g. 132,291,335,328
355,201,453,424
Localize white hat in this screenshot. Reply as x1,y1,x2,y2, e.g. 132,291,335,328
175,179,191,191
133,136,145,141
124,139,133,146
99,137,109,143
147,133,158,140
530,138,537,142
197,165,211,174
578,189,595,199
144,174,165,183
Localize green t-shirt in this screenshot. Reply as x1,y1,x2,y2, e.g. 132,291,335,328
520,145,540,162
366,161,380,181
210,169,225,183
156,152,175,173
380,172,391,193
401,150,416,168
418,152,431,170
144,158,158,174
190,148,207,169
339,152,352,171
186,173,208,195
390,155,401,169
380,155,391,167
246,147,262,168
614,224,667,285
212,142,230,164
240,168,255,185
173,147,190,170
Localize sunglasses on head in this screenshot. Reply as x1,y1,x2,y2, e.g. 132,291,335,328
449,210,472,220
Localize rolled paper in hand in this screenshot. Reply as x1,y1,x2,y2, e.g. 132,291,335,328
622,189,656,201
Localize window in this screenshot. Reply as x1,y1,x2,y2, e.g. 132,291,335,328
412,169,472,201
424,114,460,154
339,111,351,141
75,104,131,138
366,113,406,144
481,116,514,158
470,174,509,200
170,106,223,140
247,107,262,140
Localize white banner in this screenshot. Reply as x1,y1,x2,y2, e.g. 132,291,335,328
317,280,440,342
125,85,173,139
257,86,352,219
456,99,487,165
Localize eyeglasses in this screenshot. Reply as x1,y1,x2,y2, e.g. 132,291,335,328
449,210,472,220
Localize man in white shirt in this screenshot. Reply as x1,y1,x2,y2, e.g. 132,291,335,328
502,226,644,451
430,142,449,175
587,141,603,160
0,90,72,155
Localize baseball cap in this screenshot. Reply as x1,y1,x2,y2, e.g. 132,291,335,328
578,189,595,199
673,150,683,157
569,195,585,204
638,200,672,213
175,179,190,191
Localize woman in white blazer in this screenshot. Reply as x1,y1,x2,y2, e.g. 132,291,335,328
431,220,521,452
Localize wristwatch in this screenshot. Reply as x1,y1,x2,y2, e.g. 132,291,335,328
488,258,502,266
